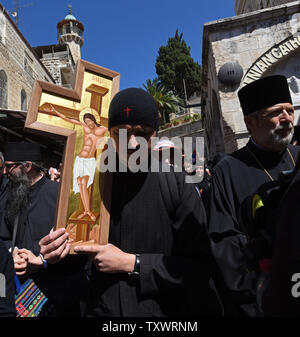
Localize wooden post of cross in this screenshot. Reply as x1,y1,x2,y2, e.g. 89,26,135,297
25,59,120,253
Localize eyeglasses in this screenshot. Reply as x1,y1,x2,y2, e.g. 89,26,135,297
4,162,25,170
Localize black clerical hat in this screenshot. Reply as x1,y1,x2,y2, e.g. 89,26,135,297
108,88,158,130
238,75,292,116
5,142,41,162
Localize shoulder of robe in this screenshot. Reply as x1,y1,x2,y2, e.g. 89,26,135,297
0,239,10,264
213,146,251,176
288,144,300,157
41,178,59,197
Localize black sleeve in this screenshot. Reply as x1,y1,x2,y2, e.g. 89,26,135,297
0,240,16,317
139,173,214,299
263,170,300,316
0,217,13,250
208,166,257,314
33,255,89,302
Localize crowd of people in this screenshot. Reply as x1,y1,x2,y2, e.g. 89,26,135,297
0,76,299,317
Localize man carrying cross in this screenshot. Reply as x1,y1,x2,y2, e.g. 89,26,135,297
38,88,221,317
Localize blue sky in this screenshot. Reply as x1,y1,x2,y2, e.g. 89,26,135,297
2,0,235,90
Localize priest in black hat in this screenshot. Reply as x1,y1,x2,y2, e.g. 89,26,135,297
0,142,89,316
0,142,58,276
207,75,300,317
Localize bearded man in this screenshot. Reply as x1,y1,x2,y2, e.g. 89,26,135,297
207,75,300,317
0,142,58,275
0,142,89,317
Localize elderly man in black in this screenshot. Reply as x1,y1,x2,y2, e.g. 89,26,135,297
0,142,58,272
37,88,221,317
0,142,87,316
208,75,300,317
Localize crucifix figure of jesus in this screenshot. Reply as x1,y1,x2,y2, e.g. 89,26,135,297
50,104,107,221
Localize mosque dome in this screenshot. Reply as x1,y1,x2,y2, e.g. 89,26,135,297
64,14,76,20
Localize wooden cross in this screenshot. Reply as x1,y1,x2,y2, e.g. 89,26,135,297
26,59,120,253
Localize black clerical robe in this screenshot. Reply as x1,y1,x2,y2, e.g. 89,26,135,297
86,168,220,317
0,238,15,316
208,139,300,316
0,176,8,230
263,168,300,316
0,176,58,255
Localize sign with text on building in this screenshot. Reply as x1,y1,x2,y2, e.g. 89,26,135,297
242,34,300,85
26,59,120,253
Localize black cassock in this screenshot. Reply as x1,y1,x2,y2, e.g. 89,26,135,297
263,168,300,316
85,168,220,317
0,176,8,230
0,176,87,316
0,176,58,255
0,238,15,316
208,139,300,316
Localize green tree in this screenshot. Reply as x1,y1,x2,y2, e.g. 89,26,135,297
155,30,202,100
142,78,183,125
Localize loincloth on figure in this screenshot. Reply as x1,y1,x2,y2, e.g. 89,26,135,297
73,156,97,194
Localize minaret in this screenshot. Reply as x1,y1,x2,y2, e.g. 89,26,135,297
57,5,84,64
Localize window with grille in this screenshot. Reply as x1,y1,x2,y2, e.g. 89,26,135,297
21,89,27,111
0,70,7,109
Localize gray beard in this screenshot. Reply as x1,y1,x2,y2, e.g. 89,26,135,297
5,170,31,225
264,123,294,150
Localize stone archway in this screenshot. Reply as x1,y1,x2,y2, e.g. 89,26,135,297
241,33,300,126
242,34,300,87
261,47,300,125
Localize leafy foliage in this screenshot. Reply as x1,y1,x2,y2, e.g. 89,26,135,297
143,78,183,125
155,30,202,100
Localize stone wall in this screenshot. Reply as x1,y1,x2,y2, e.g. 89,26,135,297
40,56,73,86
203,1,300,158
0,5,53,111
159,120,203,139
235,0,296,15
40,58,63,85
158,120,205,159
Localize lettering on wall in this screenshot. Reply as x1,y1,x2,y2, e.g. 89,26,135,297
242,35,300,85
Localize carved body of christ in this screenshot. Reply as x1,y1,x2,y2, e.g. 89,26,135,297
25,60,120,253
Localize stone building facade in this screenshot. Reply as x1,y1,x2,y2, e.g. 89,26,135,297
0,3,84,114
33,10,84,87
33,44,75,87
0,2,53,112
235,0,295,15
0,3,84,165
202,0,300,159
